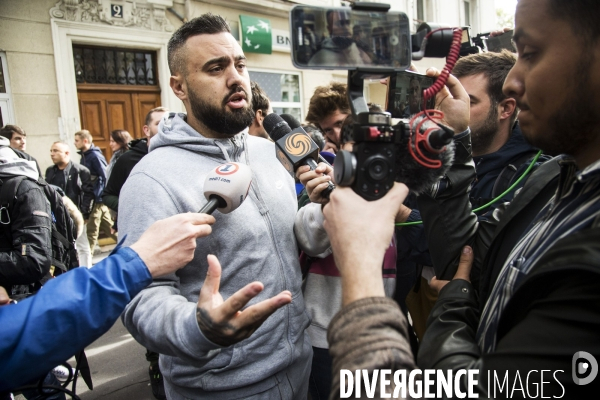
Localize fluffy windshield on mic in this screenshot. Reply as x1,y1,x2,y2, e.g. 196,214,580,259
396,116,455,194
280,114,302,130
263,114,292,142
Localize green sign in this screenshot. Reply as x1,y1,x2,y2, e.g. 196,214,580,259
239,15,272,54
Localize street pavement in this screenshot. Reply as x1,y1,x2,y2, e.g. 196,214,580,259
72,247,156,400
14,246,157,400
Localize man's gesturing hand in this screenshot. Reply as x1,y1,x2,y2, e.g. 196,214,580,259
196,255,292,347
130,213,215,278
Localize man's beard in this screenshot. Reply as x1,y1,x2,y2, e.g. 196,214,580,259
533,53,598,158
471,104,500,156
188,84,255,137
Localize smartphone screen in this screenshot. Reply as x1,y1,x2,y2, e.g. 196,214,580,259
486,30,515,53
290,5,411,70
386,71,435,118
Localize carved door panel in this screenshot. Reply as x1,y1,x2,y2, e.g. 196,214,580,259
78,88,160,161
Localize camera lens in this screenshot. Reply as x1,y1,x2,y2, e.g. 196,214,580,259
365,156,390,182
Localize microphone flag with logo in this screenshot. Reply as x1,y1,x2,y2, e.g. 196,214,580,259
264,113,335,199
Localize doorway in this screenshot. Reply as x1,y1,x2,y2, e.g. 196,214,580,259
74,45,161,161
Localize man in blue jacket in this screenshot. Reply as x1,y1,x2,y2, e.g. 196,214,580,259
74,130,117,254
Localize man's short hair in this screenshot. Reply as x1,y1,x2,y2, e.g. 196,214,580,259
0,125,26,141
167,13,231,76
52,140,69,147
74,129,93,143
305,82,350,127
250,81,270,115
453,50,518,124
548,0,600,44
145,107,169,127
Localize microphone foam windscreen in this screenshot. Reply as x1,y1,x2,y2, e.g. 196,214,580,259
263,114,292,142
280,114,302,130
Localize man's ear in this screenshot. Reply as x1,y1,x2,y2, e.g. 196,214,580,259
142,125,150,138
170,74,188,101
256,110,265,127
499,98,517,121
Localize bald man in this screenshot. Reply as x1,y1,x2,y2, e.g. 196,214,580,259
46,141,95,267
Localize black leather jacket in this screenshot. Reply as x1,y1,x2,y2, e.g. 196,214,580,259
417,133,600,398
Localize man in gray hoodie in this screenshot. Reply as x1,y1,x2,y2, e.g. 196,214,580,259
119,14,311,400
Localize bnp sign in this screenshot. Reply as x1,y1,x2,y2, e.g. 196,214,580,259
239,15,272,54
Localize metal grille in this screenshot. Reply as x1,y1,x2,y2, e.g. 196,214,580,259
73,45,157,85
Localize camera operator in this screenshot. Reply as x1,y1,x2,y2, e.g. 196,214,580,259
321,0,600,397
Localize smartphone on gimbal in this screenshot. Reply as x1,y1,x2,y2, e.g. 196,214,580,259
386,70,435,118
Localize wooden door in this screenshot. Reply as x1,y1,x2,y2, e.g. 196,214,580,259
78,85,160,161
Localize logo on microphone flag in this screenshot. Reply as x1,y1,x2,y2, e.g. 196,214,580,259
240,15,272,54
216,163,240,175
285,133,313,157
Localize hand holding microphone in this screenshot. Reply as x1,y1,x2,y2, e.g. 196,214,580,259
263,113,335,200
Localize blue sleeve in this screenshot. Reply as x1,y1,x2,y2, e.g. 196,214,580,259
0,247,152,392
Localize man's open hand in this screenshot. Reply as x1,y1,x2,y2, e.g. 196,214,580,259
196,255,292,347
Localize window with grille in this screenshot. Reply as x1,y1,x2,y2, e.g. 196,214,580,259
249,71,303,121
73,45,157,86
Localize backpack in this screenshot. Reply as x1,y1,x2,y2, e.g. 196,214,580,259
0,175,79,277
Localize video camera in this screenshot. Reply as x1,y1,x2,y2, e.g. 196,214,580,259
460,28,515,56
290,2,459,200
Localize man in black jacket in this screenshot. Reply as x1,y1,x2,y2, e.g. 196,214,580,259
103,107,168,215
321,0,600,398
46,141,94,267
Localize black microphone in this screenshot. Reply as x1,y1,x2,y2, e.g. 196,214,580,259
199,162,252,214
263,113,335,198
280,114,332,167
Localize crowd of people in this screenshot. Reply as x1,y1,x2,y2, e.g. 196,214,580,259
1,0,599,399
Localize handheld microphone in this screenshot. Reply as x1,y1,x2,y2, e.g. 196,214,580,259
280,113,332,167
263,113,335,198
199,162,252,214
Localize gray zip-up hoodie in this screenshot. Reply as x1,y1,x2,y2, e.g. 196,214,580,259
119,113,311,399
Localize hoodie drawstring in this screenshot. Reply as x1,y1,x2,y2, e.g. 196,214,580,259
214,141,232,163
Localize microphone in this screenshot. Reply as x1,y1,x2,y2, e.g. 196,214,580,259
396,116,454,194
199,162,252,214
280,114,332,167
263,113,335,198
